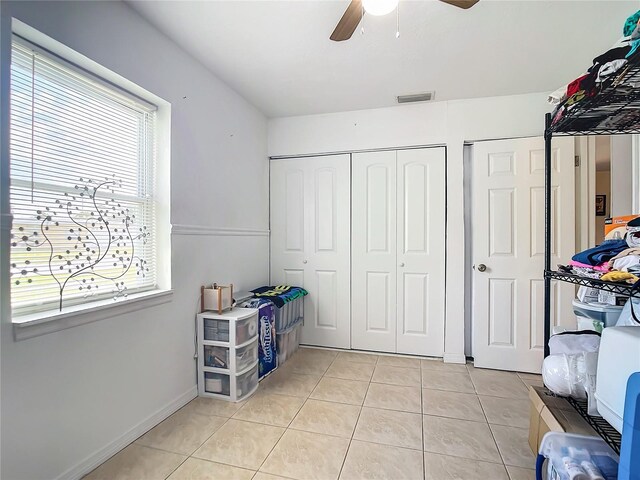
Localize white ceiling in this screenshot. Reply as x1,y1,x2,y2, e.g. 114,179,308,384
128,0,638,118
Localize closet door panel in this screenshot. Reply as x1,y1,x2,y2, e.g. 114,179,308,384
402,273,429,335
302,155,351,349
282,269,304,289
351,151,397,352
396,148,445,356
270,160,306,284
314,168,337,252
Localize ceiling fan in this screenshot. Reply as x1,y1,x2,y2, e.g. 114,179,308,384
330,0,479,41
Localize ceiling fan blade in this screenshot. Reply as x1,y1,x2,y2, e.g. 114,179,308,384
439,0,479,9
330,0,363,42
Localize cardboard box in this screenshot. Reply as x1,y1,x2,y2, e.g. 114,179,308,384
604,214,640,240
528,386,597,454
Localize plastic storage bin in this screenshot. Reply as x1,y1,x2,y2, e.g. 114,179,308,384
236,363,258,398
537,432,619,480
274,297,304,332
203,318,230,342
236,339,258,372
572,299,623,332
204,345,229,369
277,322,301,365
236,314,258,345
204,372,230,396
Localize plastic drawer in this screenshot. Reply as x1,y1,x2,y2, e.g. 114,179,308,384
236,363,258,399
204,345,229,369
204,371,230,396
203,318,230,342
236,314,258,344
236,339,258,372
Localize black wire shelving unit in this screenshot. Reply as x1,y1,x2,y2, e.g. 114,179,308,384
543,55,640,455
546,270,640,298
566,397,623,455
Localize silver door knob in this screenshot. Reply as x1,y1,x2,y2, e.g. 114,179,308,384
476,264,487,272
303,260,308,264
399,263,405,267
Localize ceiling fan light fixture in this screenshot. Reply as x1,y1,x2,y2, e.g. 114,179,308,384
362,0,399,16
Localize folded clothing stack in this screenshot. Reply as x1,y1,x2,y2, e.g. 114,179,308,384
548,9,640,129
562,217,640,283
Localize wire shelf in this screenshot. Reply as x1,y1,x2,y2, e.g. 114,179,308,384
547,53,640,136
545,270,640,298
565,396,622,455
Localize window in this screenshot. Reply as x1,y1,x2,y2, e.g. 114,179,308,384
9,36,158,317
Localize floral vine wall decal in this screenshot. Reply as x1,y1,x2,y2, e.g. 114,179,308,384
10,176,150,311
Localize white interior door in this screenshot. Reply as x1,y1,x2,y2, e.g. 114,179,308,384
351,151,397,352
396,148,446,356
472,137,575,373
270,155,351,349
270,159,306,289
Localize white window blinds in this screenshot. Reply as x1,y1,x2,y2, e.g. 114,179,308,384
9,37,158,317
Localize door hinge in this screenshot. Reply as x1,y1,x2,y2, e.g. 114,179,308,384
575,155,580,167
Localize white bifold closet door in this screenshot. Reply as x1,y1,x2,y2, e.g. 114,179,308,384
270,155,351,349
351,147,446,356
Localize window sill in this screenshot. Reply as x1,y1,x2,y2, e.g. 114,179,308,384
12,289,174,341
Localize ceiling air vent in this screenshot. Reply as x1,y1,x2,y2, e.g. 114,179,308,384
397,92,435,104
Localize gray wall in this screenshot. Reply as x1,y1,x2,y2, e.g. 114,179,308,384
0,2,269,479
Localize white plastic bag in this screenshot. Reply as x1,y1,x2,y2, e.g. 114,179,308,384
548,331,600,355
542,352,599,415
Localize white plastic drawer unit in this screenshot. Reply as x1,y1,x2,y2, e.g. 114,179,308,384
197,308,259,402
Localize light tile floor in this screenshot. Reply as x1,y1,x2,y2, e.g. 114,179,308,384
85,347,543,480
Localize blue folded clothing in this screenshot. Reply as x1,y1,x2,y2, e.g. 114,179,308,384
572,239,629,266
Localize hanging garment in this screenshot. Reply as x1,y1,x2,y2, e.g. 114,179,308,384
572,239,630,266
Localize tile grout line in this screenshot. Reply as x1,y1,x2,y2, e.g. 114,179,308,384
254,350,337,478
475,377,511,476
164,354,531,480
336,370,370,480
161,411,235,480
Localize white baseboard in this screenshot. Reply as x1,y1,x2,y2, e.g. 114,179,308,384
56,386,197,480
443,353,467,364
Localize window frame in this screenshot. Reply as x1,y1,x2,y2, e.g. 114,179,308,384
5,21,172,339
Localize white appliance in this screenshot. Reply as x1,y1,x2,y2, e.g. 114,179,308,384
595,326,640,432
